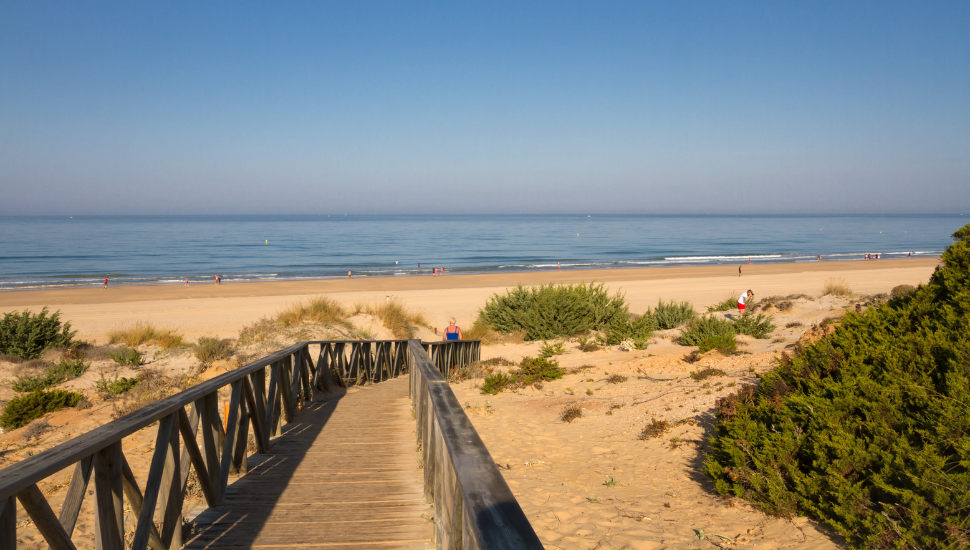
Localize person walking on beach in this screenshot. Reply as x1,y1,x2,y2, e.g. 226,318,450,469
185,277,189,286
738,290,753,317
433,268,437,277
738,265,742,277
347,270,352,279
442,317,462,341
104,276,108,289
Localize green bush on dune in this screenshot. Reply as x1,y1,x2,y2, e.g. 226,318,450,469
0,307,76,360
0,390,84,430
476,282,629,341
704,223,970,549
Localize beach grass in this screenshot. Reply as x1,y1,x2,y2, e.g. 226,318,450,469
276,297,349,328
706,295,739,312
366,298,426,339
821,277,852,297
108,322,184,349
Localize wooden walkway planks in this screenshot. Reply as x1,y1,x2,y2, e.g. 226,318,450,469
185,377,433,550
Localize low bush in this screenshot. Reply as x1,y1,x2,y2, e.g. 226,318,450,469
690,368,726,381
821,277,852,297
95,372,139,395
679,316,735,347
0,307,76,360
449,357,515,382
11,353,89,392
108,322,184,349
576,333,600,352
366,299,426,339
890,284,916,300
603,313,653,347
707,295,739,313
651,299,696,329
108,347,143,366
732,314,777,339
539,340,566,357
698,333,737,354
704,223,970,549
606,374,628,384
560,405,583,423
640,418,671,439
110,368,172,418
0,390,83,429
194,337,234,368
476,282,629,341
480,356,564,395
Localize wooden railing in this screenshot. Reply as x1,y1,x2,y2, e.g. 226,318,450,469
0,339,418,550
423,340,482,379
408,341,544,549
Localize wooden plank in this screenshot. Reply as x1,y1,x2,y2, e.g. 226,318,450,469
265,361,280,439
158,420,183,549
93,441,124,550
218,381,242,492
200,393,222,505
243,376,268,454
0,496,15,550
131,413,174,550
178,402,200,496
16,483,77,550
120,456,166,550
177,407,218,507
230,392,250,475
58,455,92,536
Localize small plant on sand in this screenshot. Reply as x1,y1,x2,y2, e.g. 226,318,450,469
690,368,726,381
108,322,183,349
449,358,514,382
0,307,76,360
0,389,83,430
821,277,852,297
539,340,566,357
604,313,654,347
707,295,739,313
108,347,143,366
367,298,426,339
732,313,776,339
785,321,803,329
606,374,628,384
603,476,618,487
679,316,737,353
560,405,583,423
95,372,139,395
576,333,600,352
650,299,697,329
194,337,234,369
683,351,703,364
480,372,515,395
11,353,90,392
640,418,671,439
586,388,594,395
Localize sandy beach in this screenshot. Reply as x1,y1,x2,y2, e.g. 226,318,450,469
0,259,938,343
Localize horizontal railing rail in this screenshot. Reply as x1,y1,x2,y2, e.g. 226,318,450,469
0,338,431,550
409,340,544,549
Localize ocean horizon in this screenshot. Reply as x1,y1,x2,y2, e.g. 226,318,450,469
0,214,962,290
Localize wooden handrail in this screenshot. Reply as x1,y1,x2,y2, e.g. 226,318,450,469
408,340,544,549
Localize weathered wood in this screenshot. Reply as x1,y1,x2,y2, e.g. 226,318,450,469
265,361,281,438
58,455,92,536
177,407,217,507
0,496,15,550
218,381,242,492
120,456,166,550
93,441,124,550
130,414,174,550
230,392,250,475
200,394,222,505
178,402,199,496
16,484,76,550
242,376,268,454
158,420,183,549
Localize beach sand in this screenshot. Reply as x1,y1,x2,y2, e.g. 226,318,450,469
0,259,938,549
0,259,938,343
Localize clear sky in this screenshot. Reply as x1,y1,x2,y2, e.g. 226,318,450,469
1,1,968,215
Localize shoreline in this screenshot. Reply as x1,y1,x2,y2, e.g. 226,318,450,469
0,258,938,307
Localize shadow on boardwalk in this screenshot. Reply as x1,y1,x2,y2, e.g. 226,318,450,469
185,377,433,549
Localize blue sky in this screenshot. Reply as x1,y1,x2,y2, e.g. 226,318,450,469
1,2,968,215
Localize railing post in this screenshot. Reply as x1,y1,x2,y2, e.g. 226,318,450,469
93,441,124,550
0,496,15,548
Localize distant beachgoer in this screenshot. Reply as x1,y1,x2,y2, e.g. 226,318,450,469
908,252,912,258
738,290,753,317
441,267,445,275
748,257,751,264
418,263,420,268
738,265,742,277
442,317,462,341
185,277,189,286
817,255,822,261
558,262,561,272
104,277,108,289
347,270,352,279
433,268,437,277
214,274,218,285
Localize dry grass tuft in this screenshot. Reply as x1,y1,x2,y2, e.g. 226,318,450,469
464,321,525,345
822,278,853,297
560,405,583,423
367,299,426,339
276,297,349,328
111,368,172,418
690,368,727,381
606,374,628,384
108,323,184,349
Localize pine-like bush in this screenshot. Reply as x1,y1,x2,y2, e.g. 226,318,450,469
732,313,776,339
704,223,970,549
651,299,697,329
476,283,628,341
0,307,76,360
0,390,83,429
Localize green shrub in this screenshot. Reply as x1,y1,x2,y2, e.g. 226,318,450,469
890,284,916,300
479,356,564,395
539,340,566,357
603,313,654,346
10,354,89,392
650,299,696,329
0,390,83,429
0,307,76,360
95,372,139,395
194,337,234,368
679,316,735,346
476,282,628,341
108,347,143,366
697,333,737,354
704,222,970,549
707,295,739,312
11,374,54,393
732,313,776,339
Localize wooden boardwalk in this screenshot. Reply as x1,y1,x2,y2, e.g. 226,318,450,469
185,377,433,549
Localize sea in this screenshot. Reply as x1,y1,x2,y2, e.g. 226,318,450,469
0,214,963,290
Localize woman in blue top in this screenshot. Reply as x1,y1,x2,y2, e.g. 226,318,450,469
443,317,462,340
